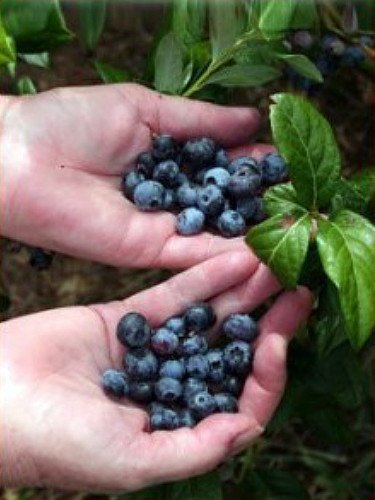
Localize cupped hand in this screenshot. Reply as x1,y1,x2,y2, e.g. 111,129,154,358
0,84,272,268
1,252,312,492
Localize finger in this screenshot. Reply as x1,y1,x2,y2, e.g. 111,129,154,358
238,287,312,428
122,84,261,146
229,143,276,160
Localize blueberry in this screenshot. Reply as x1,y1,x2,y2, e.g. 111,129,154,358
187,391,217,419
176,208,205,236
122,171,145,200
214,393,238,413
181,137,216,169
197,185,225,216
123,348,159,380
151,328,179,356
176,172,189,186
152,134,179,161
183,378,208,403
222,314,258,342
215,148,229,169
322,34,345,56
261,153,288,184
101,369,129,398
136,152,155,178
217,210,246,237
186,354,209,379
164,316,186,337
177,409,196,428
180,335,208,356
155,377,183,403
29,247,54,270
148,401,165,414
223,341,253,376
176,184,198,208
228,156,260,175
184,303,216,331
252,197,267,223
133,180,165,211
235,197,258,221
150,408,179,431
222,375,243,397
204,168,231,191
341,46,365,66
205,349,225,384
117,312,151,348
228,168,261,198
129,381,154,403
163,189,176,210
159,359,185,379
291,30,314,49
316,54,336,76
153,160,180,187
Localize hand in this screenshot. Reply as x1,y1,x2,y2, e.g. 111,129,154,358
0,84,272,268
1,252,312,492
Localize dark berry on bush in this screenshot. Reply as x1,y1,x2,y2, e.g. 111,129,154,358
341,46,365,66
129,381,154,403
228,156,260,175
133,180,165,211
292,30,314,49
187,391,217,420
223,341,253,376
205,349,225,384
204,168,230,191
186,354,209,379
101,369,129,398
184,303,216,331
29,248,54,270
215,148,229,169
214,393,238,413
217,210,246,237
197,185,225,216
136,152,155,178
159,359,185,379
222,375,243,397
153,160,180,187
152,134,179,162
228,167,261,198
176,208,205,236
222,314,258,342
235,197,258,221
176,184,198,208
183,378,208,403
150,408,179,431
122,171,145,200
123,348,159,380
151,328,179,356
155,377,183,403
322,34,345,56
181,137,216,169
180,335,208,356
177,409,196,428
261,153,288,184
116,312,151,348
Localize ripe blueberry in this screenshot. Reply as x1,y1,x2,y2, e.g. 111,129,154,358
184,303,216,331
222,313,258,342
204,168,230,191
217,210,246,237
214,393,238,413
228,156,260,175
136,152,155,178
153,160,180,187
123,348,159,380
183,378,208,403
177,409,196,428
215,148,229,169
151,328,179,356
205,349,225,384
176,184,198,208
228,167,261,198
261,153,288,184
122,171,145,200
133,180,165,211
129,381,154,403
101,369,129,398
223,341,253,376
176,208,205,236
222,375,243,397
197,185,225,216
155,377,183,403
180,334,208,356
116,312,151,348
164,316,186,337
150,408,179,431
185,354,209,379
181,137,216,169
159,359,186,379
152,134,179,161
187,391,217,419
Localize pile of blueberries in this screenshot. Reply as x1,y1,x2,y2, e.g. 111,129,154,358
122,135,288,237
101,303,258,431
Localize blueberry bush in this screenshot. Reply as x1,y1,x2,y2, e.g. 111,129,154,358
0,0,374,499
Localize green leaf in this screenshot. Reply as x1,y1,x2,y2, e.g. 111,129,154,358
209,0,245,59
206,64,281,87
277,54,323,83
17,76,37,95
1,0,74,53
246,212,311,288
78,0,106,51
270,93,341,209
169,471,222,500
172,0,206,45
331,170,375,215
317,210,375,348
290,0,319,29
154,32,184,93
18,51,49,68
259,0,297,38
0,13,16,65
263,182,305,217
94,60,129,84
235,39,285,66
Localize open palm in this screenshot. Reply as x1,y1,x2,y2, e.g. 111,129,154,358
2,252,311,492
0,84,271,268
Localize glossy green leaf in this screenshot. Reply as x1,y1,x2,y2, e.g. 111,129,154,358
263,182,305,217
331,170,375,215
17,76,37,95
172,0,206,45
278,54,323,83
0,13,15,65
259,0,297,37
270,93,341,209
1,0,73,53
78,0,107,51
94,60,129,84
206,64,281,87
209,0,245,59
246,211,311,288
169,471,222,500
290,0,319,29
317,210,375,348
154,32,184,93
234,39,284,66
18,51,49,68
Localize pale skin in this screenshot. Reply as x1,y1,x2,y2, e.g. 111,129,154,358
1,84,312,492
